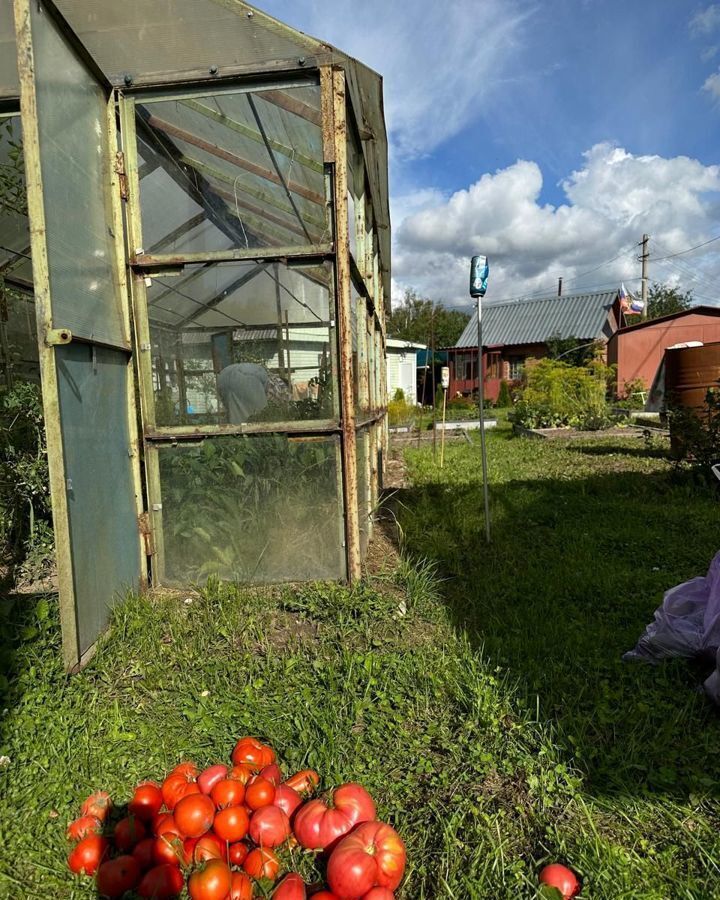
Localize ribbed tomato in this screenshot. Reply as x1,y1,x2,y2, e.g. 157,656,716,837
259,763,282,786
243,847,280,881
230,871,254,900
211,777,246,809
81,790,112,822
214,805,250,842
174,793,215,838
326,822,406,899
538,864,581,899
284,770,320,796
273,873,307,899
249,806,291,848
114,815,147,852
198,764,228,795
245,776,276,810
66,815,103,843
273,784,302,819
193,832,225,863
137,863,184,899
162,767,200,811
293,784,376,851
129,782,163,822
228,841,250,866
188,859,232,900
67,834,109,875
229,764,255,785
231,736,275,771
96,855,141,898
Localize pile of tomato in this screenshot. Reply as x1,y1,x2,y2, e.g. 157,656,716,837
65,736,406,899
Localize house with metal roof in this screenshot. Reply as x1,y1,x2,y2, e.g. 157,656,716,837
448,289,622,402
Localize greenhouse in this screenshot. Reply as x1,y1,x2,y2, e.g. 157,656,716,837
1,0,390,669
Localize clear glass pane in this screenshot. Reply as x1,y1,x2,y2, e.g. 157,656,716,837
0,3,19,99
145,260,337,425
135,84,327,254
30,1,125,346
356,428,370,558
157,434,345,583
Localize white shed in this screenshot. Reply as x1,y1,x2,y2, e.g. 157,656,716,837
386,338,425,403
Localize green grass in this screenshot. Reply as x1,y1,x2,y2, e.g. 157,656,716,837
1,426,719,898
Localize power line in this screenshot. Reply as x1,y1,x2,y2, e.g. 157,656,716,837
651,233,720,262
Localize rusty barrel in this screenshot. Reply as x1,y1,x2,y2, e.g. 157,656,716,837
665,342,720,457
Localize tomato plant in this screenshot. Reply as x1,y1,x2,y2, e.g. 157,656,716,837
66,815,102,843
174,793,215,838
198,764,228,795
114,815,147,852
137,863,185,899
67,835,110,876
245,776,276,810
249,806,291,848
243,846,280,881
96,855,141,898
293,784,376,851
539,864,581,899
129,782,163,822
80,790,112,822
211,777,246,809
272,872,307,899
214,805,250,842
284,770,320,796
188,859,232,900
231,736,276,771
326,822,406,899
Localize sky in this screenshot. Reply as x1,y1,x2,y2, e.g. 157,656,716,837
261,0,720,311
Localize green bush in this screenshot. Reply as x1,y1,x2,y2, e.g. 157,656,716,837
615,377,648,410
387,397,418,427
667,383,720,478
511,358,615,431
496,380,512,408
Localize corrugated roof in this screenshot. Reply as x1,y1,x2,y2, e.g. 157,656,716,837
615,304,720,333
454,290,618,348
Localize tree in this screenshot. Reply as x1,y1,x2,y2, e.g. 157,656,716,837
546,333,600,368
646,283,693,320
388,289,470,348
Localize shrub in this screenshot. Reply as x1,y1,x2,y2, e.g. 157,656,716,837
616,378,648,410
496,380,512,408
667,383,720,478
387,397,417,427
511,358,615,431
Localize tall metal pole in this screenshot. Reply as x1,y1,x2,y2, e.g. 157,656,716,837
477,297,491,543
640,233,649,320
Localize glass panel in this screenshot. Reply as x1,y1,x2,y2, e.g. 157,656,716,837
0,116,29,272
145,260,337,426
0,4,19,99
356,428,370,558
157,434,345,583
30,2,125,346
135,83,327,253
1,287,38,387
56,343,141,656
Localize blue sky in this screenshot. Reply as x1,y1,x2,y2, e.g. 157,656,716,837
262,0,720,307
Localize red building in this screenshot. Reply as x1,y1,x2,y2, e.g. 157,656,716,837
607,306,720,395
447,289,622,403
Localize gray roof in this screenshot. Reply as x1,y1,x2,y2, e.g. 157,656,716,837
455,290,618,349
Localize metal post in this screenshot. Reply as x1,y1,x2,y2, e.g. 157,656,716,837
440,386,447,468
640,233,649,320
477,298,491,543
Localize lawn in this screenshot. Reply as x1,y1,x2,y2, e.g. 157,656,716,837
1,425,719,898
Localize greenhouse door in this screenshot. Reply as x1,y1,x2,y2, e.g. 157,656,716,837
14,0,144,670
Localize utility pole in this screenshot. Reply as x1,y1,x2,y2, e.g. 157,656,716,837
639,234,649,319
557,277,563,297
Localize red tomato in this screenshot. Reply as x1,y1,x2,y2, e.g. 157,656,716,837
245,776,276,810
214,805,250,842
273,784,302,819
193,832,225,863
243,847,280,881
231,736,276,771
174,793,215,838
96,855,141,898
137,863,184,898
188,859,232,900
361,890,394,899
66,815,102,842
539,864,581,899
153,830,185,867
152,812,176,836
133,837,156,872
272,873,307,899
114,815,147,852
230,871,254,900
249,806,291,848
229,841,250,866
260,763,282,786
81,790,112,822
129,782,163,822
162,769,200,811
284,770,320,796
293,784,376,851
173,761,200,778
67,834,109,876
327,822,406,899
229,764,255,785
198,764,228,795
211,777,246,809
310,893,340,899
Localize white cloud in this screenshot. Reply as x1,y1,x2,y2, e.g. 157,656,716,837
690,4,720,35
262,0,530,159
703,69,720,98
393,144,720,306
